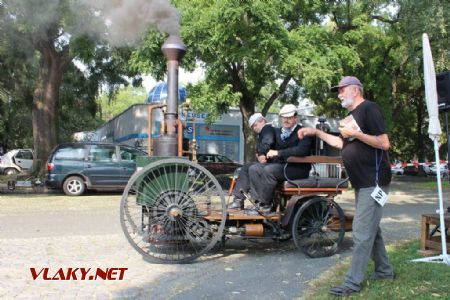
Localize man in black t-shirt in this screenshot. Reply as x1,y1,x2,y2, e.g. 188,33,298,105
229,113,276,209
298,76,394,297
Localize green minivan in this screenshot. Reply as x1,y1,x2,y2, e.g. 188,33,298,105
46,142,146,196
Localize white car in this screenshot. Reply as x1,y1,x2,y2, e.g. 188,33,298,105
391,164,404,175
429,163,449,178
0,149,34,175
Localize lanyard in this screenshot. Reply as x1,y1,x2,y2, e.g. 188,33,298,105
375,148,384,185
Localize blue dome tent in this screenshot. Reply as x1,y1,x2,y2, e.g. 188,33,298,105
146,82,187,104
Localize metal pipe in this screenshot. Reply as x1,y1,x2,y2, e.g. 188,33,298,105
177,118,183,157
161,35,186,137
147,103,166,156
165,60,180,135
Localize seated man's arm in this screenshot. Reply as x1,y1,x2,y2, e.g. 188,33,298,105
256,126,276,163
256,126,276,155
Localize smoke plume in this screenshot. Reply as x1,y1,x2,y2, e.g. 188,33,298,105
84,0,181,46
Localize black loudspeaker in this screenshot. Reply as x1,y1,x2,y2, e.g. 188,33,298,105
437,71,450,110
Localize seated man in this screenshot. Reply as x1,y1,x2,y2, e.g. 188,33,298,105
248,104,313,213
229,112,276,209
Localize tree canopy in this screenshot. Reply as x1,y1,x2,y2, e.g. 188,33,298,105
0,0,449,166
0,0,137,173
131,0,449,162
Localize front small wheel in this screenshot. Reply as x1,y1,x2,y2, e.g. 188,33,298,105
63,176,85,196
292,197,345,258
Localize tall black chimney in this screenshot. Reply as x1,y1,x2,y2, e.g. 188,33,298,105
153,35,186,156
162,35,186,136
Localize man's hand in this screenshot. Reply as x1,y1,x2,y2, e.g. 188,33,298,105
297,127,317,139
266,150,279,158
257,155,267,163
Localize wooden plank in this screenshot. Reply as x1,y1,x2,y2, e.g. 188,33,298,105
203,210,280,221
287,156,343,164
420,214,429,250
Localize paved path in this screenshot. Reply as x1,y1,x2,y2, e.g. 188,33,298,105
0,179,447,299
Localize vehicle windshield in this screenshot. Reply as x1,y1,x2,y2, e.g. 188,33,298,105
217,155,232,163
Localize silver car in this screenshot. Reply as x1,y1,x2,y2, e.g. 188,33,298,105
0,149,34,175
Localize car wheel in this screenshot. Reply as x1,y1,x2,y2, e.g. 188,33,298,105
63,176,85,196
4,168,18,176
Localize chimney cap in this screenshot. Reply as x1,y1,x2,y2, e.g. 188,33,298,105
162,35,186,52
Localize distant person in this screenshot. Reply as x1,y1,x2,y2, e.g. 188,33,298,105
248,104,313,213
298,76,394,296
229,113,276,209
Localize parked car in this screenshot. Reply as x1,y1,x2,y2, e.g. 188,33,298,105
193,153,242,189
429,163,449,178
391,164,404,175
46,142,146,196
402,163,434,177
0,149,34,175
195,154,242,175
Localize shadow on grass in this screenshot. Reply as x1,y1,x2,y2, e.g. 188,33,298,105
303,240,450,299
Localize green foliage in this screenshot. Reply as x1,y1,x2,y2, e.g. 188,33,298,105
0,0,139,152
128,0,449,162
97,86,148,121
0,0,449,163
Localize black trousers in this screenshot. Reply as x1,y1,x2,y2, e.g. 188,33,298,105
232,163,254,200
249,163,310,205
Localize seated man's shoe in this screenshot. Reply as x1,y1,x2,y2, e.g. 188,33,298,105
228,199,244,210
258,203,273,214
244,203,272,215
370,272,396,280
329,285,359,297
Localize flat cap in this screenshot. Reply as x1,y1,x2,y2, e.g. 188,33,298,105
279,104,297,117
249,113,264,127
330,76,362,92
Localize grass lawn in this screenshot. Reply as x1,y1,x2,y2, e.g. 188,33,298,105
304,240,450,299
413,179,450,190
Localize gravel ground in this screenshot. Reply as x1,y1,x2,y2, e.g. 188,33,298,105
0,176,448,299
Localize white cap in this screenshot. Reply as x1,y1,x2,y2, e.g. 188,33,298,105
279,104,297,117
249,113,264,127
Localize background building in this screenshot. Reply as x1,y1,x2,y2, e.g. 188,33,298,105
82,83,341,163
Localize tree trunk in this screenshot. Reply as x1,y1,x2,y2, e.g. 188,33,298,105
32,40,71,177
239,97,256,163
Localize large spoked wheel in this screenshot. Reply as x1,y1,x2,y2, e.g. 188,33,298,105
120,158,226,264
292,196,345,258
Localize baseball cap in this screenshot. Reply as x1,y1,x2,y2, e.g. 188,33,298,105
248,113,264,127
330,76,362,92
279,104,297,117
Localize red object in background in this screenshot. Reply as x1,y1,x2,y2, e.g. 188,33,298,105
47,162,55,171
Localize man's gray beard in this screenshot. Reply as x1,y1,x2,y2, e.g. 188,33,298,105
341,96,354,108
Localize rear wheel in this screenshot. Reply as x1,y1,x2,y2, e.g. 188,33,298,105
63,176,85,196
4,168,18,176
292,197,345,258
